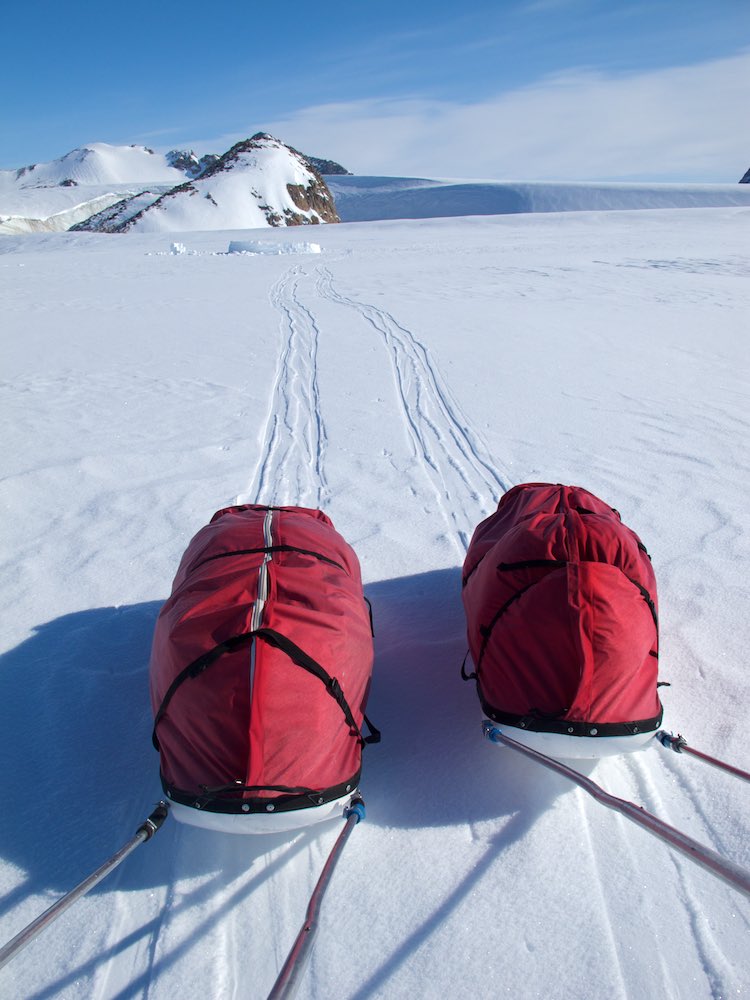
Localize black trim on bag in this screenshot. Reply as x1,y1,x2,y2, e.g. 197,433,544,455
160,768,362,814
496,559,568,572
478,692,664,738
190,544,347,574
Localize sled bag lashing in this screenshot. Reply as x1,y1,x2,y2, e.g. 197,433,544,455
461,483,663,737
149,504,377,813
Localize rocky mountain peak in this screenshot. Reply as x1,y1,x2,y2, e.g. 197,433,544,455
166,149,221,179
105,133,340,232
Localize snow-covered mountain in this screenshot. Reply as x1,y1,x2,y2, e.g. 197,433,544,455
80,134,340,233
0,143,199,234
7,142,188,188
0,138,344,234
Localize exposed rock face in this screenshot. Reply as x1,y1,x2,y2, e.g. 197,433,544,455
166,150,221,179
740,168,750,183
69,191,163,232
305,156,351,176
166,150,202,176
286,178,338,223
197,153,220,175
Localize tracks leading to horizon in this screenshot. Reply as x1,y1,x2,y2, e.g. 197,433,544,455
240,261,508,553
316,266,508,552
241,265,330,509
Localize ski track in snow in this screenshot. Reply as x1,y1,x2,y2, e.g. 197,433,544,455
573,778,701,1000
240,265,330,508
617,751,749,995
315,265,509,553
572,791,631,999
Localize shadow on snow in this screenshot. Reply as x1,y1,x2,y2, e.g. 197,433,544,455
0,568,573,992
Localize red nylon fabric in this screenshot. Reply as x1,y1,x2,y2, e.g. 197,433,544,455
462,483,660,726
149,505,374,804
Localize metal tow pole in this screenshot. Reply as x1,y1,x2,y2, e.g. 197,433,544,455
0,801,170,972
657,731,750,784
483,723,750,899
267,796,366,1000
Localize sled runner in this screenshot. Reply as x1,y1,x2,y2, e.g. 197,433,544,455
150,504,378,832
462,483,663,758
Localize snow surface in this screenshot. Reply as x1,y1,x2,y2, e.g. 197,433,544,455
1,203,749,999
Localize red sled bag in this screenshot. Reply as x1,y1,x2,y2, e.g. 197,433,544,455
462,483,662,756
150,505,378,831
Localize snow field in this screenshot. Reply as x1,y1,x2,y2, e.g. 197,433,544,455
0,207,749,998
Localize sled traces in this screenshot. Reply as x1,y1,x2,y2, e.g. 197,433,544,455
316,266,509,552
242,266,330,508
619,752,749,995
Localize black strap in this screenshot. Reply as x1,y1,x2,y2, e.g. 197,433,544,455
364,595,375,636
462,556,484,589
190,544,346,574
477,582,537,670
362,712,381,744
496,559,568,572
625,575,658,631
475,559,658,670
254,627,372,745
152,623,379,751
152,632,254,750
460,649,476,681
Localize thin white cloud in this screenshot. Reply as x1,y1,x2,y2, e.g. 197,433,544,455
518,0,587,13
198,50,749,182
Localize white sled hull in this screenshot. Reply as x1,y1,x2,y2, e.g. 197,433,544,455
169,791,354,834
483,717,659,759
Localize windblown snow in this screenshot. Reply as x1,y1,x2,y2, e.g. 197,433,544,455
0,198,748,999
327,174,750,221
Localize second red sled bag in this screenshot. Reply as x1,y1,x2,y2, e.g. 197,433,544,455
462,483,663,757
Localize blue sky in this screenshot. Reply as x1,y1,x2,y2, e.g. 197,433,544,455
2,0,749,180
